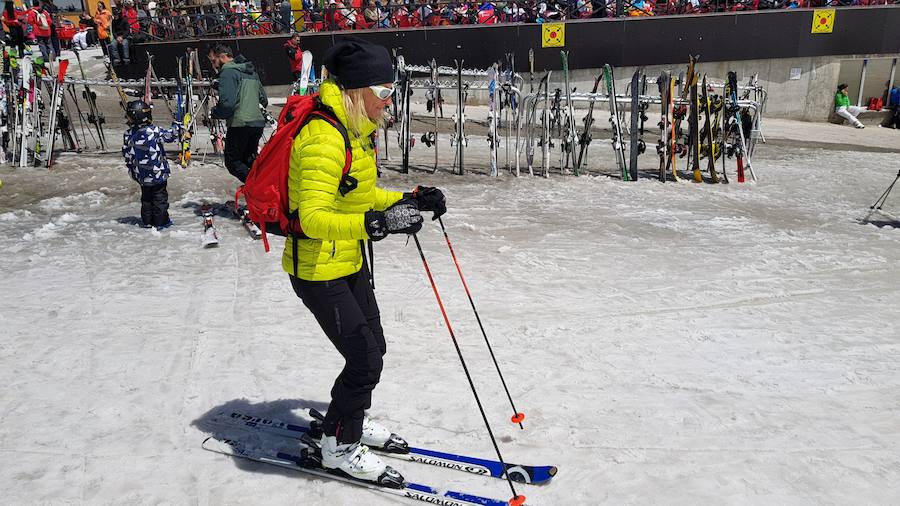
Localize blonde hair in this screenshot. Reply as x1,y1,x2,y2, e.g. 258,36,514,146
342,88,388,135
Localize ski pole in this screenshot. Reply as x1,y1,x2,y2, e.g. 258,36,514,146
412,234,525,506
437,217,525,429
871,169,900,211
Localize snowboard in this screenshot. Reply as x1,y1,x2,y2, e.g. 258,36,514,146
628,69,641,181
656,72,670,183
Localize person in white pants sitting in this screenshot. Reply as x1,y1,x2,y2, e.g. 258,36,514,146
72,28,91,50
835,83,866,129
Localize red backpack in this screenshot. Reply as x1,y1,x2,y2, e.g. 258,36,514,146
867,97,883,111
235,94,354,258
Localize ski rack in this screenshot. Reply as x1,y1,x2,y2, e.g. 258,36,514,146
39,76,216,88
387,56,526,176
517,69,766,179
1,54,227,165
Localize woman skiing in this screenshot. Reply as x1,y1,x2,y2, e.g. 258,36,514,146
286,37,445,485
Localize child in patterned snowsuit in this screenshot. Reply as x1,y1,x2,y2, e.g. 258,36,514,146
122,100,181,229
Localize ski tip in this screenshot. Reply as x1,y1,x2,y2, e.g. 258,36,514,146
548,466,558,477
508,494,526,506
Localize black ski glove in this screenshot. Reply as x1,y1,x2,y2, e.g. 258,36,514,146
365,200,423,241
405,185,446,221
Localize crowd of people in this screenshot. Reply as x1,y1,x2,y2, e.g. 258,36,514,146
12,0,894,47
1,0,66,64
2,0,897,64
4,0,894,59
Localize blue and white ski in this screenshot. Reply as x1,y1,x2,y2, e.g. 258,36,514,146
211,410,557,485
202,434,514,506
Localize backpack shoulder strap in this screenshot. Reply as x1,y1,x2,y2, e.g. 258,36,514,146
305,105,352,174
304,102,357,196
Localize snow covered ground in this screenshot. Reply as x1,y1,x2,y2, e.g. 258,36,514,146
1,124,899,505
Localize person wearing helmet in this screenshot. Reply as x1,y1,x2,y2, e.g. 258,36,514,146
122,100,182,229
285,37,446,486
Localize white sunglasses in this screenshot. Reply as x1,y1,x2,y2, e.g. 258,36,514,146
369,85,395,101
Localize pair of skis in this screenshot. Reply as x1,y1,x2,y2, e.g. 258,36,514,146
424,58,442,173
451,59,468,175
176,50,198,167
72,48,106,151
699,74,724,184
200,202,262,248
396,56,414,174
45,59,82,168
16,56,44,167
560,51,577,175
604,64,629,180
723,71,756,183
203,408,557,506
487,62,499,176
292,50,314,96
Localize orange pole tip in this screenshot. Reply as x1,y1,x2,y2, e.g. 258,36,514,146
508,495,527,506
510,413,525,424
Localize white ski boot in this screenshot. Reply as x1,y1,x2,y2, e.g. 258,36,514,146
361,416,410,454
319,435,404,487
307,408,410,454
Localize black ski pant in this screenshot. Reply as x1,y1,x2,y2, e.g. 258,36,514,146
224,126,264,183
50,32,61,60
290,267,386,445
140,182,170,227
36,36,52,64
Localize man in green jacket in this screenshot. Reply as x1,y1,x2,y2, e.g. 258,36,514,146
208,43,269,182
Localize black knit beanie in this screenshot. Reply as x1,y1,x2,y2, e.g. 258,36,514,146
324,36,394,89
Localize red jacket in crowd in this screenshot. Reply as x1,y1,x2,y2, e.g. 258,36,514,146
27,7,51,38
283,38,303,73
123,6,139,33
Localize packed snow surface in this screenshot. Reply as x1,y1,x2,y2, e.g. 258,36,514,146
1,144,899,505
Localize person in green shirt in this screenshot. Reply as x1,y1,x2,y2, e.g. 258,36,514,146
834,83,865,129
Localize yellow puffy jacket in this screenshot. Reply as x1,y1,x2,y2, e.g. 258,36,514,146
283,80,403,280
